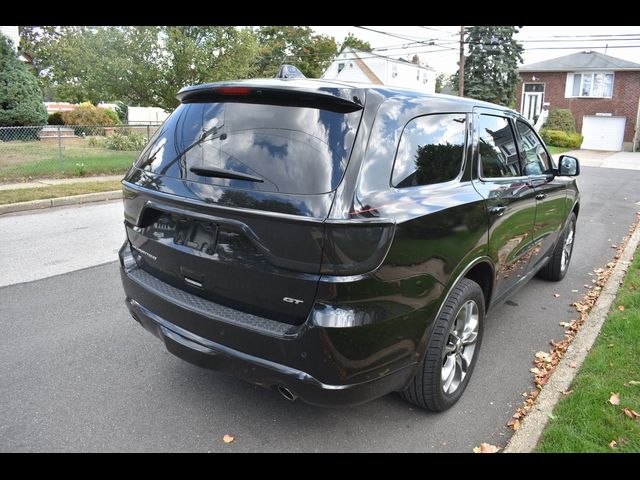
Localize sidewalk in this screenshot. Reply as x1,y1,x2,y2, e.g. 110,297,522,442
561,150,640,170
0,175,123,191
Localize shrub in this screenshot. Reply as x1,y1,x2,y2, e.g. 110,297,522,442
103,109,121,125
115,101,128,123
0,36,48,126
86,135,106,148
75,162,87,177
540,128,583,149
48,112,64,125
544,109,576,133
61,102,116,126
104,131,146,150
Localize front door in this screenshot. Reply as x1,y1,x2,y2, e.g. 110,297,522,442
514,119,567,271
472,112,538,300
521,83,545,123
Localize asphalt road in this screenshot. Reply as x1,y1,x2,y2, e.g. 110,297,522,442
1,166,639,452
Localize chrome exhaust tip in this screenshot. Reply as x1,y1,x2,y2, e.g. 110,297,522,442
277,385,297,402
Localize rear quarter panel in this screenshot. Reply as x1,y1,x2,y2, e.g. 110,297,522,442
311,96,491,377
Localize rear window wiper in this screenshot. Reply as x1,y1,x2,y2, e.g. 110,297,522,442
189,166,264,183
179,124,226,160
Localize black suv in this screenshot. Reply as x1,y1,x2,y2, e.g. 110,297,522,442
119,79,580,411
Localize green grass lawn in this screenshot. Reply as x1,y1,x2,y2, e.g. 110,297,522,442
547,146,573,155
535,250,640,453
0,140,138,183
0,180,123,205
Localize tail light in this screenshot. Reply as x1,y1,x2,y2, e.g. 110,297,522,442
320,220,396,276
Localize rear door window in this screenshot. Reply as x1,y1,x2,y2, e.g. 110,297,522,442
135,102,362,195
391,113,467,188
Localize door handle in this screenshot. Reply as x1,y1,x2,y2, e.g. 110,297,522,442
489,206,507,216
535,193,547,200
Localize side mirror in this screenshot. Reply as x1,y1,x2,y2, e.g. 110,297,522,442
558,155,580,176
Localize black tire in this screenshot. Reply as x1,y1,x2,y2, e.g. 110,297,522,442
400,278,485,411
537,212,577,282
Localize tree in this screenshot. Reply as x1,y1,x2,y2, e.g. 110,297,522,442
453,26,523,106
340,32,372,52
20,26,260,111
435,73,447,93
0,35,47,126
253,26,338,78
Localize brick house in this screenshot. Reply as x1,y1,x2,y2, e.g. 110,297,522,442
516,51,640,151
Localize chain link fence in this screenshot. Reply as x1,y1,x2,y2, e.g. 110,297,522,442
0,124,160,184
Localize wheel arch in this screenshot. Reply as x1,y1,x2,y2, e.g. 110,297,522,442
412,256,495,365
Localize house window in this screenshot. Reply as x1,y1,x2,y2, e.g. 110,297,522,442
338,62,345,74
392,64,398,78
570,72,614,98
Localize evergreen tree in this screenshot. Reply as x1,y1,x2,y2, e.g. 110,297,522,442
454,26,524,107
0,36,47,126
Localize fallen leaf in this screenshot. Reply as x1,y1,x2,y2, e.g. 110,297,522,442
561,389,573,395
609,440,618,449
628,380,640,386
608,343,614,348
535,351,552,363
553,293,560,298
547,412,557,420
568,362,576,368
506,418,521,431
622,408,639,420
473,442,500,453
223,434,235,443
609,393,620,405
618,305,625,311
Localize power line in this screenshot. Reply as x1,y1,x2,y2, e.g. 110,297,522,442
544,33,640,38
418,26,458,36
354,25,430,42
354,25,457,50
524,44,640,51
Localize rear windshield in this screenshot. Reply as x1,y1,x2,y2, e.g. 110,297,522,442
135,101,362,195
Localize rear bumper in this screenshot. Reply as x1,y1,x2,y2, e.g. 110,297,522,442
119,243,417,407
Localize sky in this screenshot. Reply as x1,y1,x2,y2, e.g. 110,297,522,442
311,26,640,74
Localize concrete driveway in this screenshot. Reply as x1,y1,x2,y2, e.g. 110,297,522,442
560,149,640,170
1,166,639,452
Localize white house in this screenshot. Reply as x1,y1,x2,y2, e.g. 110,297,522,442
127,106,170,125
322,48,436,93
0,26,19,50
45,102,119,114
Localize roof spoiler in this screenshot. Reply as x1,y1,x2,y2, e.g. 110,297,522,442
176,83,364,113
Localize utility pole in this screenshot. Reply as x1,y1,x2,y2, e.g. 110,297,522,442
458,26,465,97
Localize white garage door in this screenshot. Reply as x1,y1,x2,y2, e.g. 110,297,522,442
581,116,626,151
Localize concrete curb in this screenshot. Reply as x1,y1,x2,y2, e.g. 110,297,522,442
504,219,640,453
0,190,122,215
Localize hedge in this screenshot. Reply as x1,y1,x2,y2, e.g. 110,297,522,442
540,129,583,149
